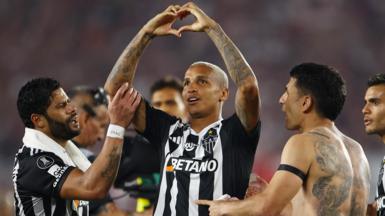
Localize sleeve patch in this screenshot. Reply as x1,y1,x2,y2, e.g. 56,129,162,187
36,155,55,169
47,164,69,188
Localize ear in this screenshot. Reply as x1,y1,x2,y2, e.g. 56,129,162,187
219,88,229,102
31,113,46,129
301,95,313,113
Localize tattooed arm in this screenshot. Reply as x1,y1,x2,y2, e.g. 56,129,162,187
177,2,260,132
59,85,141,200
197,134,312,216
104,5,181,133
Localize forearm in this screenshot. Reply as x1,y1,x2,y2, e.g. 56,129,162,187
226,195,286,216
104,29,152,96
81,137,123,195
206,23,260,128
205,23,256,87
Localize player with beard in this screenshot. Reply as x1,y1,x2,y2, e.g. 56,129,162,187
104,3,261,216
196,63,371,216
13,78,140,216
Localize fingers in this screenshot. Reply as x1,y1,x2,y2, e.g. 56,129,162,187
177,24,194,35
123,88,137,106
176,7,191,20
131,91,142,109
195,199,213,206
181,2,197,9
111,82,129,103
165,4,181,14
121,88,141,109
170,29,181,38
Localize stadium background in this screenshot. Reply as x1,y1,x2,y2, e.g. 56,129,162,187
1,0,385,212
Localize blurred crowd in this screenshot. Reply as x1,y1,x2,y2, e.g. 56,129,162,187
1,0,385,214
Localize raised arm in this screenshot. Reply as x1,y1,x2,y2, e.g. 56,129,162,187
177,2,260,132
59,84,141,200
104,5,181,132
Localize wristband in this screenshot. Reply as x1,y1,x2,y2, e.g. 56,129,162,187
106,124,125,139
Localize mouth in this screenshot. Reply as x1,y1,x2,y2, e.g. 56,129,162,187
69,115,80,128
364,118,372,126
187,96,200,105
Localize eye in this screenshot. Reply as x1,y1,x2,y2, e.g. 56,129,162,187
198,79,207,85
165,100,176,106
57,102,66,108
183,80,189,86
152,102,161,107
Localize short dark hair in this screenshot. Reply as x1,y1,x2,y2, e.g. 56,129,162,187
67,86,108,106
367,73,385,87
67,86,109,117
289,63,346,121
17,78,61,128
150,76,183,96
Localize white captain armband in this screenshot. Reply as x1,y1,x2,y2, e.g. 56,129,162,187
106,124,125,139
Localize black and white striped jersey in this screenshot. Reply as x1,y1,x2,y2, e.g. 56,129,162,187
142,103,261,216
13,146,89,216
376,157,385,215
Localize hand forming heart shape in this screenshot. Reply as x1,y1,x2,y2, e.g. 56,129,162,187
142,2,216,38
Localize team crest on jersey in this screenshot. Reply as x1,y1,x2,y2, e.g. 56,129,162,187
36,155,54,169
201,128,219,154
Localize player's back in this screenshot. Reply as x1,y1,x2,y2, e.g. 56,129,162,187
293,127,370,216
341,133,370,215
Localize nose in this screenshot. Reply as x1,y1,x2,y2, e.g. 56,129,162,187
185,82,198,93
67,102,77,114
362,103,370,114
279,92,287,104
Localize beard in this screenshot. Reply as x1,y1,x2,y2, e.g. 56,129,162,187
44,114,79,140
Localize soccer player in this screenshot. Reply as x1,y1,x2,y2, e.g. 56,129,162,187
150,77,185,120
104,3,261,215
13,78,140,215
197,63,371,216
362,74,385,216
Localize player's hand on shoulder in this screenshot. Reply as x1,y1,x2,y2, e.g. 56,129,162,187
108,83,141,128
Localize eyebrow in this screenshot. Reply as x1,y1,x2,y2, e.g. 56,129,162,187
196,75,210,80
367,97,381,103
55,98,70,106
184,75,210,80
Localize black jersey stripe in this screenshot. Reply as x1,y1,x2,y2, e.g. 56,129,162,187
162,171,174,216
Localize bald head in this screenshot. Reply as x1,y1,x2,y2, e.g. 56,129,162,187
189,61,229,89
